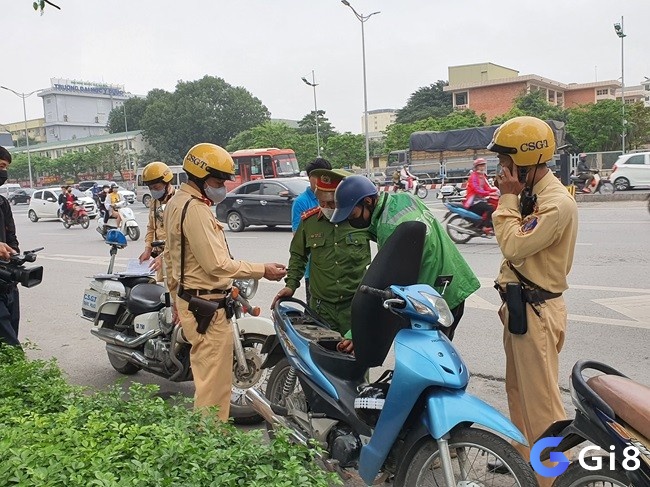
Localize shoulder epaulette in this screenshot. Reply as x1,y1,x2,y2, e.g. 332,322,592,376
301,207,320,220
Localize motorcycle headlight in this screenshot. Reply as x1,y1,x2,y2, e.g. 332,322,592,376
407,297,433,316
419,292,454,328
233,278,258,299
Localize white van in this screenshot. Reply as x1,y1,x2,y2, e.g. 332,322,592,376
0,183,22,199
135,165,187,207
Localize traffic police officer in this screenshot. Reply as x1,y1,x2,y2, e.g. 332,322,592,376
163,143,286,421
138,161,176,283
488,116,578,483
272,169,370,335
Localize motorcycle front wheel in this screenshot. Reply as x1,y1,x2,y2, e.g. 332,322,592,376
398,427,537,487
80,215,90,229
62,219,71,229
446,215,474,244
416,185,428,199
552,460,629,487
127,226,140,241
597,182,615,195
230,333,270,425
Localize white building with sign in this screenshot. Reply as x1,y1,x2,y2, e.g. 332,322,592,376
38,78,129,143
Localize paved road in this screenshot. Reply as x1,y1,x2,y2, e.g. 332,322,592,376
11,195,650,483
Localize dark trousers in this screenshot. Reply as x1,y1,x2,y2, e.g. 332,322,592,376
440,300,465,341
0,287,20,347
468,201,494,227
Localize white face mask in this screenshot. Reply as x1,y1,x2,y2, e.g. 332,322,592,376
320,206,335,220
204,184,227,204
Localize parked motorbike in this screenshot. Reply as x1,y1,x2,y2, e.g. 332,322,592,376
571,170,615,195
247,221,536,486
538,360,650,487
436,184,466,204
393,177,428,199
62,202,90,229
442,194,499,244
82,231,275,424
96,200,140,241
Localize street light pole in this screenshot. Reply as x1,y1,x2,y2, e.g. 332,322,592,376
341,0,380,176
614,17,626,154
301,71,321,157
1,86,39,188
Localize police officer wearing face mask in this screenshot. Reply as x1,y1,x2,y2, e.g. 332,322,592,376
138,161,176,282
163,143,287,421
272,169,370,336
0,147,21,347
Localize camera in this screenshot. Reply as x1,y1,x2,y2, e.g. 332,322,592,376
0,247,44,288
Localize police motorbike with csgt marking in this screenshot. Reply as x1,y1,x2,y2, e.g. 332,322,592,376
247,221,536,486
536,360,650,487
81,231,274,424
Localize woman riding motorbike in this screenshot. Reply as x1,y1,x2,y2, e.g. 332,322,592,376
462,158,498,231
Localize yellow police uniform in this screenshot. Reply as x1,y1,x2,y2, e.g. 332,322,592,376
493,170,578,462
143,188,175,283
163,182,265,421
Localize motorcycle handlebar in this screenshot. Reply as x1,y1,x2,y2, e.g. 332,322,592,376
231,287,260,316
359,285,395,300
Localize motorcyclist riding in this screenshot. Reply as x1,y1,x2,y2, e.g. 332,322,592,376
463,158,499,232
104,183,123,228
576,153,595,192
399,163,417,192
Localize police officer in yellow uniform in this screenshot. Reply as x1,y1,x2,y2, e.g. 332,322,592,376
163,143,286,421
272,169,370,335
138,161,176,283
488,116,578,484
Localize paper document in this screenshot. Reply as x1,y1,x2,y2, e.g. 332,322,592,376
124,258,155,276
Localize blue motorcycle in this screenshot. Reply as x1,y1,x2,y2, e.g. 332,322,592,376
247,221,536,486
442,196,498,244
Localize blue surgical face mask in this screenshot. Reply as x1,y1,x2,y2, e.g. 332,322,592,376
151,188,167,201
204,184,227,204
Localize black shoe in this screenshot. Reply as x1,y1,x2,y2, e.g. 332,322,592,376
487,459,509,474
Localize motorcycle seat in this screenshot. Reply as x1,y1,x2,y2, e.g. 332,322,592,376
587,374,650,440
309,340,367,382
127,283,166,316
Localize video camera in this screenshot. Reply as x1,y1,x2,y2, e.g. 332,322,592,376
0,247,44,288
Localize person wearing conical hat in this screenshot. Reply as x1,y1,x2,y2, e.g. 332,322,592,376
272,168,370,335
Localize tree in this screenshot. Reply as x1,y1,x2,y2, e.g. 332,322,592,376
566,100,624,152
624,102,650,150
490,90,567,125
297,110,336,142
395,81,453,124
322,133,366,169
141,76,270,162
107,97,149,133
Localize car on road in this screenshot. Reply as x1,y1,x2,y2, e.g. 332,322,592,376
28,187,98,222
79,180,136,204
215,177,309,232
610,152,650,191
7,189,33,205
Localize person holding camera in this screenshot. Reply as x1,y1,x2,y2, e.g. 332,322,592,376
488,117,578,483
0,147,21,347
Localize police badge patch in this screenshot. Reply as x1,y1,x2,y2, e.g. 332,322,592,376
519,215,538,234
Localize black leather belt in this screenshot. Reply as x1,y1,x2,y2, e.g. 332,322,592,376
495,284,562,304
177,287,229,302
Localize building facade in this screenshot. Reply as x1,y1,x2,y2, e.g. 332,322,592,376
38,78,129,143
363,109,398,139
443,63,632,121
1,118,47,146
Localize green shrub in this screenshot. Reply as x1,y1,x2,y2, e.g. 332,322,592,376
0,346,339,487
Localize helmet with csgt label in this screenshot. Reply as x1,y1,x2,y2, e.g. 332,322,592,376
142,161,173,185
487,116,555,166
183,143,235,181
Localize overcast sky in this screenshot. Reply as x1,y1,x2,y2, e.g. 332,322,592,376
2,0,649,135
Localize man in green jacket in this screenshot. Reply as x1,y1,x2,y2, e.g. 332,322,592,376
272,169,371,335
331,175,480,341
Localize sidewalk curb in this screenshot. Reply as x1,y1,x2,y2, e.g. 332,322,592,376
574,192,649,203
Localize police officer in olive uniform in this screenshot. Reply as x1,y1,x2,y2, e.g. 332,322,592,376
163,143,286,421
488,116,578,484
272,169,370,335
138,161,176,284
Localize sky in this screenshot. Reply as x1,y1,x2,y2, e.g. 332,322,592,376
2,0,649,135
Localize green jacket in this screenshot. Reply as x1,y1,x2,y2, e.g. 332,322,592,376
369,192,480,310
285,208,371,303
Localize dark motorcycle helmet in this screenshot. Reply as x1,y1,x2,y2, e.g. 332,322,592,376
331,175,378,224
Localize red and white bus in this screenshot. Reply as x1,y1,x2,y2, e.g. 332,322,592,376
226,148,301,190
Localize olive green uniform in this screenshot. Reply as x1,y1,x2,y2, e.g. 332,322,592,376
285,207,370,335
494,170,578,469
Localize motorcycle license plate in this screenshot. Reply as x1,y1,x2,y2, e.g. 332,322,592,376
82,289,101,311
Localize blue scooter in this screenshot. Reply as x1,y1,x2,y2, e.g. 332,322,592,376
246,221,536,486
442,197,497,244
